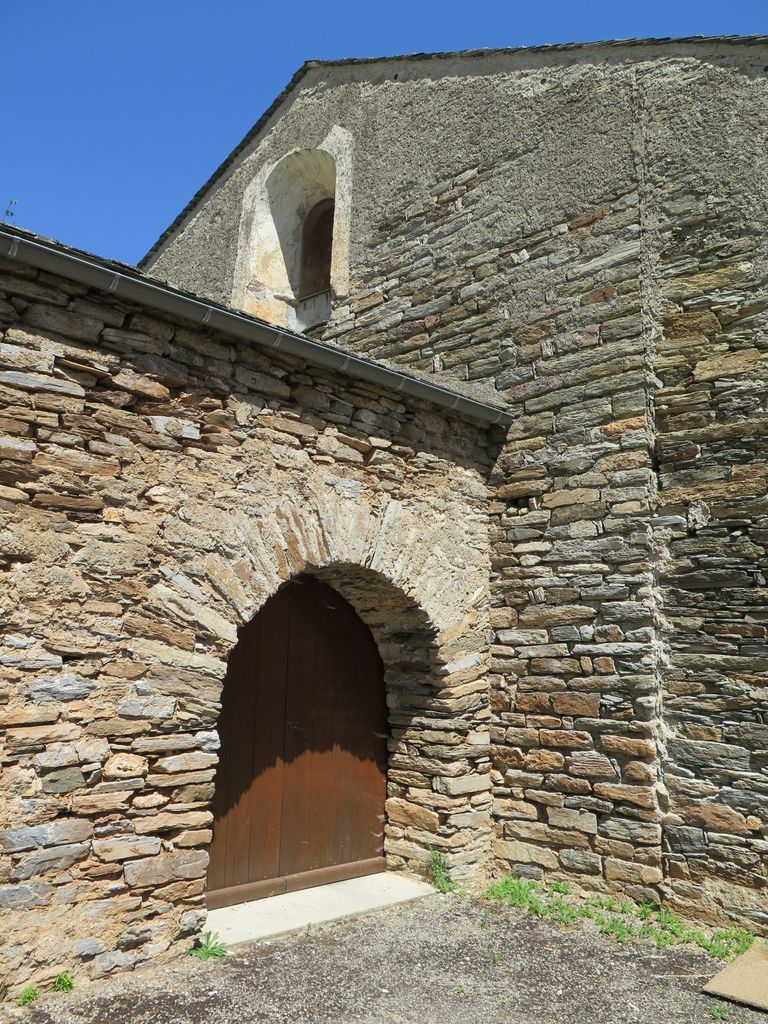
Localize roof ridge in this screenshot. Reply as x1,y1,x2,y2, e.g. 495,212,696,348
304,33,768,70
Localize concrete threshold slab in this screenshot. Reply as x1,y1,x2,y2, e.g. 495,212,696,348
207,872,433,947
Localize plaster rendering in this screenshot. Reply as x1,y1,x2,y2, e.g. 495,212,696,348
231,126,354,328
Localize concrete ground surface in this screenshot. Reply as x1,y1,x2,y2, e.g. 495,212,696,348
207,872,433,945
20,894,768,1024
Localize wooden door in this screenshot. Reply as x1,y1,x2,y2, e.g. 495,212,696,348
206,575,388,909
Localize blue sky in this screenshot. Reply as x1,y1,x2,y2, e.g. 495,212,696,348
4,0,766,265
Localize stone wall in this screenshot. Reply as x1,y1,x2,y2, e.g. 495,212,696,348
644,62,768,932
142,43,768,930
331,163,671,905
0,255,496,997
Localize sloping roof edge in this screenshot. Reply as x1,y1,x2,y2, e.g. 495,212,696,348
0,225,512,428
138,33,768,267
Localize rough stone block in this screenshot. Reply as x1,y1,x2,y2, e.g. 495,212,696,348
11,843,89,880
103,753,149,780
434,774,492,796
558,848,602,874
0,882,53,909
604,858,663,885
93,837,163,862
494,839,558,870
40,767,86,793
0,819,92,853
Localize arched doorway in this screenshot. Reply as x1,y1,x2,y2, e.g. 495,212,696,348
206,575,388,909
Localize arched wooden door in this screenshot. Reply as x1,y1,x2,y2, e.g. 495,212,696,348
206,575,388,909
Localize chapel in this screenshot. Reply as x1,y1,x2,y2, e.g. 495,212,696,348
0,35,766,994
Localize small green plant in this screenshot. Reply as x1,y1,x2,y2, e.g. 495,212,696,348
480,908,492,929
650,926,678,950
638,901,657,920
189,930,227,961
699,928,754,962
490,950,501,966
526,894,548,918
547,895,581,925
455,984,467,996
426,850,457,894
17,986,39,1006
656,909,691,939
598,896,621,913
711,1003,730,1022
483,876,540,909
480,875,755,963
579,901,599,920
52,971,75,993
599,917,634,943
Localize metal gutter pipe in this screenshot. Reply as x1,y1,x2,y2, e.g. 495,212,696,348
0,228,512,429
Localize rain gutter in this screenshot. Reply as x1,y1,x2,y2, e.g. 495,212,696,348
0,228,512,428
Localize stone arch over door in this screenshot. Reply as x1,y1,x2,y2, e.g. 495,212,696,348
154,486,495,891
0,416,493,987
199,539,493,896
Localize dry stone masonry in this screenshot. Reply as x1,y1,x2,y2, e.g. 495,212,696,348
1,33,767,998
147,37,767,934
0,253,499,997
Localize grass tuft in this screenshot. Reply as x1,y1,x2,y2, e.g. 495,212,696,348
52,971,75,993
482,876,755,962
426,850,458,894
17,986,39,1007
483,876,540,908
189,931,228,961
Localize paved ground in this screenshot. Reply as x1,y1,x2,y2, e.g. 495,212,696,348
20,894,767,1024
206,871,432,945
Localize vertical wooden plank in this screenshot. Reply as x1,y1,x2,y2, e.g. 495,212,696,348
279,577,318,877
246,587,289,882
280,576,387,877
224,609,262,888
307,582,337,871
207,586,289,896
329,589,356,866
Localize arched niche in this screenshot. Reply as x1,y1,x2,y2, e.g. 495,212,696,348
299,197,335,298
232,127,352,331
